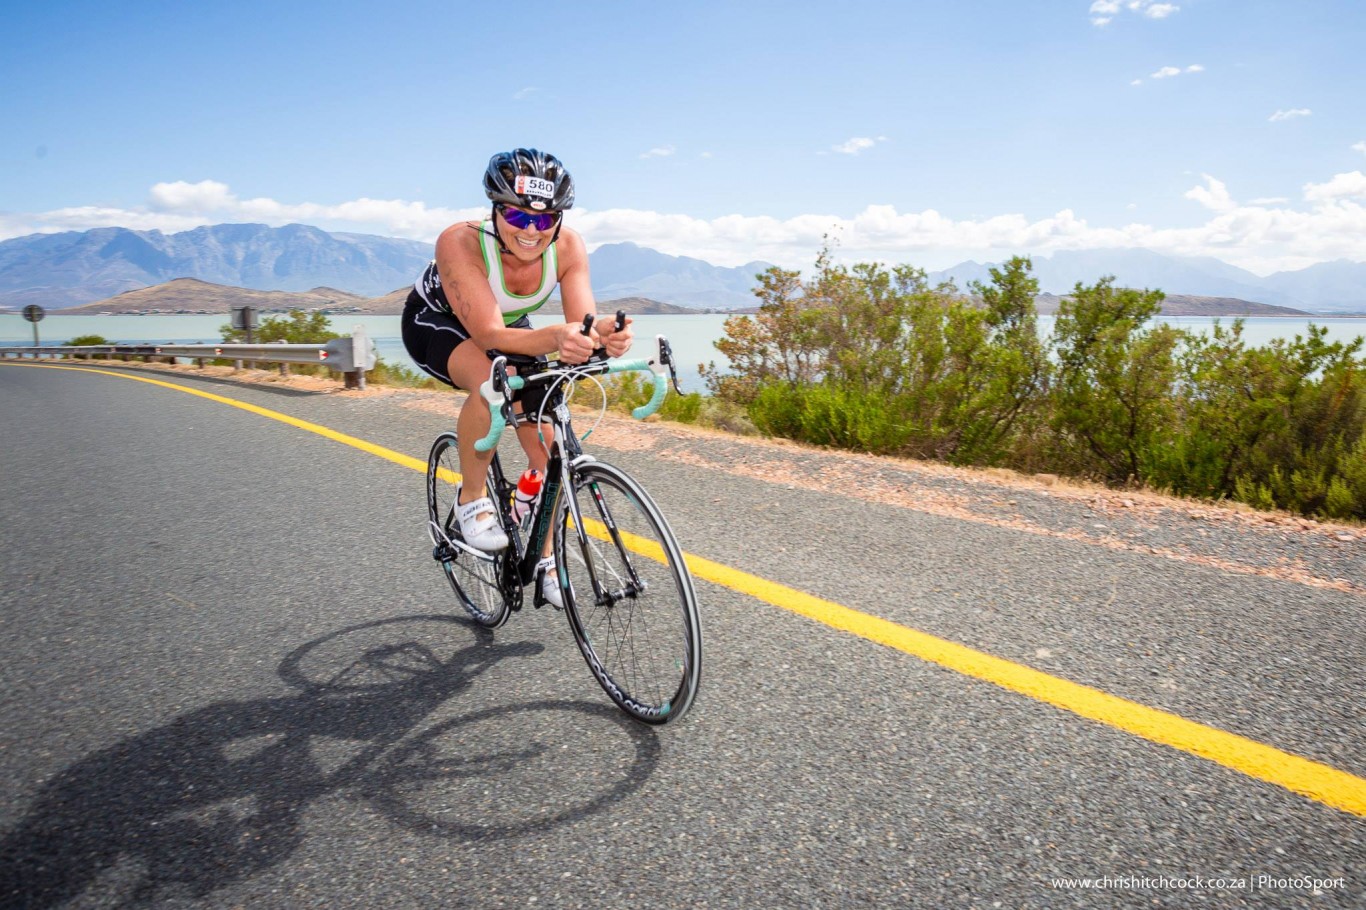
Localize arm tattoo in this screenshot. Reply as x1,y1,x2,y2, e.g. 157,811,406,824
449,281,474,324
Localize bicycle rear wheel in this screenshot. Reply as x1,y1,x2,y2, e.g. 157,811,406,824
427,432,512,629
555,462,701,723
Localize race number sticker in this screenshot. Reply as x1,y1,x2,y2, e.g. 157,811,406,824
515,175,555,209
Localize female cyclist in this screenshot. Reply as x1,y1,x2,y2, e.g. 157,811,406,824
402,148,632,604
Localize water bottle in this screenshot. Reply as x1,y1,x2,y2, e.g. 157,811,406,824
512,469,543,527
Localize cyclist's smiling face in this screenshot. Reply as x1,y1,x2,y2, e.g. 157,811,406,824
496,204,559,260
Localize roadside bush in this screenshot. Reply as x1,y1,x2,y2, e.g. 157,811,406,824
708,251,1054,465
368,357,441,389
1048,277,1179,484
705,246,1366,521
65,334,110,360
217,309,340,376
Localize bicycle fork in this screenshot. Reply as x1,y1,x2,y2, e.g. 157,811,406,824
561,464,648,608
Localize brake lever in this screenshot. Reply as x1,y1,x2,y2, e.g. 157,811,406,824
653,335,683,393
488,355,519,427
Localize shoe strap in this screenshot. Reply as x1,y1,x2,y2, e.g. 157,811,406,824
457,496,497,523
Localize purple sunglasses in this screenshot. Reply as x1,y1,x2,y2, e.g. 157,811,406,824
498,204,560,232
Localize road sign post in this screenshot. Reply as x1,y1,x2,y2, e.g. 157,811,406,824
23,305,44,346
231,306,257,368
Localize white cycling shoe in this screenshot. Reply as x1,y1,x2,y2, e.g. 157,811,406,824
455,484,508,552
537,556,564,609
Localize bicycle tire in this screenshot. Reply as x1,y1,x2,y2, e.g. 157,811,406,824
427,432,512,629
554,461,701,723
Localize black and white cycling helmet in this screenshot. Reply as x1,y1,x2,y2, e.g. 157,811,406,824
483,148,575,212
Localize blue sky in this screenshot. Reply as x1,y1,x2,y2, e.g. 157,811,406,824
3,0,1363,274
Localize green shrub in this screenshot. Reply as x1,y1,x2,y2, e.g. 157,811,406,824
642,246,1366,521
368,357,440,388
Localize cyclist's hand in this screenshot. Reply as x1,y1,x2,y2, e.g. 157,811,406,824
555,322,596,364
600,316,634,358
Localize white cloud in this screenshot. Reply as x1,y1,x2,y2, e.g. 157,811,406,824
23,179,484,241
5,173,1366,277
1352,141,1366,155
149,179,236,212
1269,108,1312,122
640,146,676,159
1091,1,1179,25
513,86,539,100
1149,64,1203,80
1303,171,1366,202
832,136,889,155
1185,174,1236,213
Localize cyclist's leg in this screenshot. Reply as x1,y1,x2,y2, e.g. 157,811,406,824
446,341,501,510
405,298,499,512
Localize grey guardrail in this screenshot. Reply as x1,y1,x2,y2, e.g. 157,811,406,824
0,328,378,388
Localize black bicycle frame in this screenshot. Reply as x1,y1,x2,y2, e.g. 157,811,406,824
490,357,644,609
492,401,581,592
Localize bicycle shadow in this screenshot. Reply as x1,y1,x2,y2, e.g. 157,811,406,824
0,614,660,909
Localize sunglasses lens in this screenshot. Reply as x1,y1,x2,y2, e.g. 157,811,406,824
501,206,557,231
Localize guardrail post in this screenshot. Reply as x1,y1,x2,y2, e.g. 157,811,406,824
354,326,369,390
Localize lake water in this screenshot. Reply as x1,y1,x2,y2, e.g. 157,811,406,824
3,312,1363,394
0,312,737,392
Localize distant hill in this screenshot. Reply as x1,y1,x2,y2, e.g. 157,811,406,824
930,249,1366,314
1033,293,1309,317
62,278,691,318
0,224,772,312
5,223,1365,314
0,224,432,308
62,278,372,314
588,242,773,310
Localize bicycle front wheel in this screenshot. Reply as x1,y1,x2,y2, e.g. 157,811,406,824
427,432,512,629
555,462,701,723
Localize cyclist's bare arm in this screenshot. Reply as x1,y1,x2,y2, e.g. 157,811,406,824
557,230,633,358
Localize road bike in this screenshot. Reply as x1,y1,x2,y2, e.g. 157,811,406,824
425,314,701,724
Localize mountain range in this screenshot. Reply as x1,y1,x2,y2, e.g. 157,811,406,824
1,222,1364,314
925,250,1366,314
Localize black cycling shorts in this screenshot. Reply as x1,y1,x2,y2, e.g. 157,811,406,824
401,289,532,389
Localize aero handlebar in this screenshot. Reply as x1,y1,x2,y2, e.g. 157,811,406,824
472,332,677,452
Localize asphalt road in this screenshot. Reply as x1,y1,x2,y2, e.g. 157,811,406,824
1,362,1362,909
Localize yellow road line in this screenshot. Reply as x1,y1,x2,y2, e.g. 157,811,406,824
8,363,428,474
685,553,1366,817
12,360,1366,818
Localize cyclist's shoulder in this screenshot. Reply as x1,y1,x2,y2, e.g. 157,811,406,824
436,221,493,266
